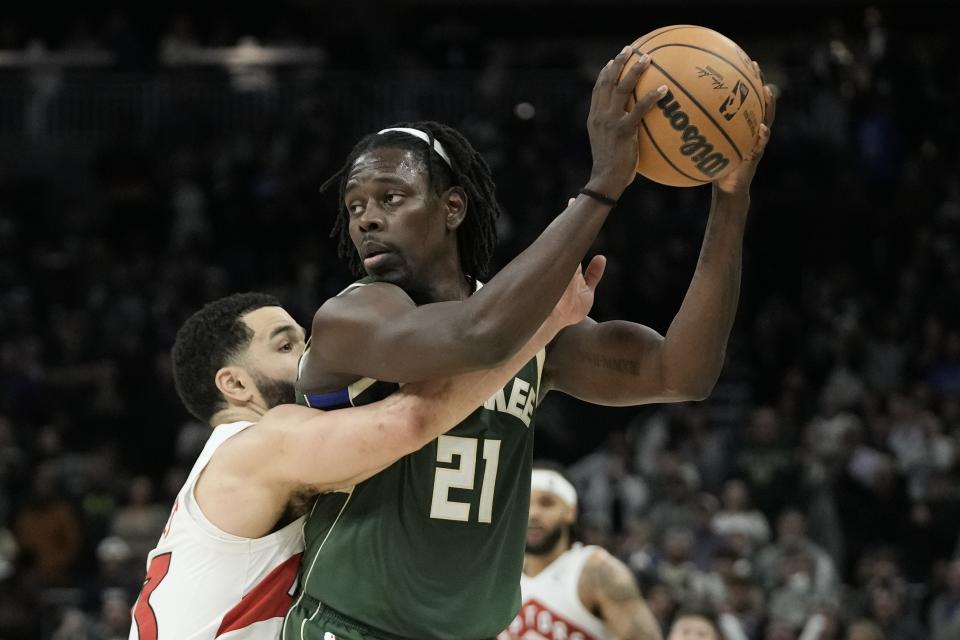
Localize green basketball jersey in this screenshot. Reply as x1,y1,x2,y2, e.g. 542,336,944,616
288,279,543,640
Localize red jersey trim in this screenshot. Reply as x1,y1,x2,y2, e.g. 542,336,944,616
215,552,302,637
507,597,597,640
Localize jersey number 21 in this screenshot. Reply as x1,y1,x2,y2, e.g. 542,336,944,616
430,435,500,523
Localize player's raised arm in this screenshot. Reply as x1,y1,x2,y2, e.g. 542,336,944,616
258,264,601,492
542,73,776,406
300,48,668,388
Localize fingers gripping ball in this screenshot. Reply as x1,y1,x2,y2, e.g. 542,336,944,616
620,25,766,187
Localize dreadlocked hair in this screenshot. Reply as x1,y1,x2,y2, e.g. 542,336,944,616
322,121,502,280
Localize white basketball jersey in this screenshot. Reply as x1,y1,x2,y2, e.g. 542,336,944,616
501,544,614,640
129,421,305,640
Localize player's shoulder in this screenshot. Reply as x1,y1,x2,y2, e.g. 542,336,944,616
256,404,320,433
578,545,642,606
219,406,316,455
312,279,413,327
581,545,633,583
583,545,616,568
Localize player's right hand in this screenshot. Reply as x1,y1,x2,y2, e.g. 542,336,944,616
550,255,606,329
713,61,777,197
585,46,667,199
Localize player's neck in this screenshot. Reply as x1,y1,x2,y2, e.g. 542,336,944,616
404,241,471,303
408,264,472,304
209,404,265,428
524,533,571,577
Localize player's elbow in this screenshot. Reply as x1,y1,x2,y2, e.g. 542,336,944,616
663,368,719,402
673,370,721,401
661,347,724,402
680,380,715,402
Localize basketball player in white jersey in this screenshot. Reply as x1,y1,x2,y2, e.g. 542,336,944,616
129,269,598,640
500,463,661,640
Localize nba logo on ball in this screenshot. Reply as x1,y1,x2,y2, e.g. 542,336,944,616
620,25,766,187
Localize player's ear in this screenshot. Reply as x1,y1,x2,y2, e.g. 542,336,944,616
566,504,577,526
215,366,254,405
442,187,467,231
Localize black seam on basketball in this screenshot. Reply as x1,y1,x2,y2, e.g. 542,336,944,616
633,25,701,51
648,42,765,121
640,119,708,185
649,59,743,161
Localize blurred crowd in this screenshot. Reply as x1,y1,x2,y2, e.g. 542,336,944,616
1,5,959,640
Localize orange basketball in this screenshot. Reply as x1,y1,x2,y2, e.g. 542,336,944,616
620,25,765,187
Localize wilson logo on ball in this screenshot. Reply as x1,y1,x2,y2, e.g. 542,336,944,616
656,89,731,178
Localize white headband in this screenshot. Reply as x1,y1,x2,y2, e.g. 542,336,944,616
377,127,452,167
531,469,577,508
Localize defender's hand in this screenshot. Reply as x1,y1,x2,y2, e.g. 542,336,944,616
550,255,606,329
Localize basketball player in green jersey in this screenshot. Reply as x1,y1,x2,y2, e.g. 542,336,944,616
284,46,776,640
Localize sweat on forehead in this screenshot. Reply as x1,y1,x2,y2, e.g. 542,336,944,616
348,145,452,192
349,147,427,175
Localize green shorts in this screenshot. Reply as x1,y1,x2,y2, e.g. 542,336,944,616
282,594,498,640
282,595,409,640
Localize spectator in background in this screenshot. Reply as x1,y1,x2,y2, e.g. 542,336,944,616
645,582,678,639
109,475,167,563
712,478,771,555
13,469,82,586
647,454,701,542
632,403,727,494
717,571,765,640
0,416,27,524
836,450,912,579
757,508,838,595
766,545,827,630
82,536,141,615
865,581,924,640
0,527,15,581
50,608,95,640
651,526,710,610
845,619,884,640
805,392,863,472
568,430,649,536
928,558,960,640
690,493,724,572
886,388,952,482
666,608,721,640
90,587,131,640
730,407,802,521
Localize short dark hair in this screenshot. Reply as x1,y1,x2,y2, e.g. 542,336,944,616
172,292,281,423
324,121,502,280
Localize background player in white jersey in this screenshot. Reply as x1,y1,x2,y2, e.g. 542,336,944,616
501,463,661,640
129,276,596,640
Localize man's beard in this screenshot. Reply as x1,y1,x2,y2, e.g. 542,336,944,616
525,524,565,556
252,371,296,409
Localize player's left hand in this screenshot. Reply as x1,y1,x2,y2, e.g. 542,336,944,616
713,62,776,197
